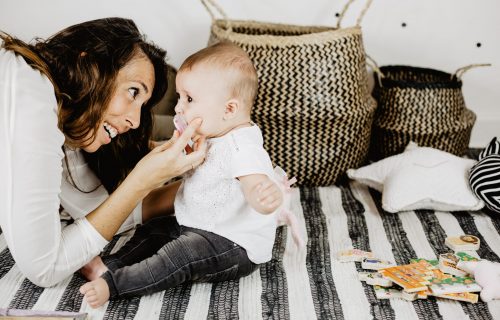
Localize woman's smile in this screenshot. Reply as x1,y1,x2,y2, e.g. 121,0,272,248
103,121,119,139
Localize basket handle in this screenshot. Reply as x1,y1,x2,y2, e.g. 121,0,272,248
365,54,384,87
0,30,10,39
201,0,372,31
452,63,491,80
336,0,373,28
200,0,233,32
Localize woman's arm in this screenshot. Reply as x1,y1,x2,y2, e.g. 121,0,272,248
86,121,205,240
1,52,106,287
0,51,205,286
4,117,203,287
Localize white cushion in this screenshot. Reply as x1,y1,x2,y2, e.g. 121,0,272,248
347,142,484,213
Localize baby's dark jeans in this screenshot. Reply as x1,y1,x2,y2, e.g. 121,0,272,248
101,216,258,299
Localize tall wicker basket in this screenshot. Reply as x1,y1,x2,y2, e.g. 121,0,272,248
369,65,488,160
201,0,377,186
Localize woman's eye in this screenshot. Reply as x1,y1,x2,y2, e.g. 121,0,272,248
187,96,193,103
128,88,139,99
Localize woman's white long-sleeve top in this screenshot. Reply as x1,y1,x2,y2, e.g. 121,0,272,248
0,47,139,287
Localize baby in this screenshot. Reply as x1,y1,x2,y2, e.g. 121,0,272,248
80,41,286,308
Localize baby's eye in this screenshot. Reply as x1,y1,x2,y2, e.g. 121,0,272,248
175,92,180,100
187,96,193,103
128,88,139,99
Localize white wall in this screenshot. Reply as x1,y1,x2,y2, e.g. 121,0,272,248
1,0,498,147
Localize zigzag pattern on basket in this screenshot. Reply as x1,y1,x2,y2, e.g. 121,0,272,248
208,20,376,186
370,66,476,160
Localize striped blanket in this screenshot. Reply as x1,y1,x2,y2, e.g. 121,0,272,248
1,181,500,319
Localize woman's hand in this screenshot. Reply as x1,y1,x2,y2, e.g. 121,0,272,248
129,118,207,193
86,120,205,241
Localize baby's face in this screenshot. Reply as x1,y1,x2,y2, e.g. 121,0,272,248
174,65,230,138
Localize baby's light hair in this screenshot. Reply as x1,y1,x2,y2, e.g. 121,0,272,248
179,41,258,112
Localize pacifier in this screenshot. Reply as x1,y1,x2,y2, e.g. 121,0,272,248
173,114,194,154
173,114,188,135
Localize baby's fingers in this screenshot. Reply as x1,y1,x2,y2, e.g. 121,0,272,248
266,198,282,209
257,181,279,196
258,193,282,210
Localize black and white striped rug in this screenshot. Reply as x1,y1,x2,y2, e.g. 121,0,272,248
1,181,500,319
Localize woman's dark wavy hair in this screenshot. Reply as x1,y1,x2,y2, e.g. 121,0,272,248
1,17,168,192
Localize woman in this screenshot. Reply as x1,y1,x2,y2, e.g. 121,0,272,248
0,17,206,287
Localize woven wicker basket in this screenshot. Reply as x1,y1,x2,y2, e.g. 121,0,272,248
369,65,488,160
201,0,377,186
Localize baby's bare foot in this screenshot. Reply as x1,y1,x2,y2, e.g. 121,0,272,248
79,278,110,309
80,256,108,281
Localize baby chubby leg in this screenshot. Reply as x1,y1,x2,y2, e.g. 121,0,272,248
79,278,110,309
80,256,109,281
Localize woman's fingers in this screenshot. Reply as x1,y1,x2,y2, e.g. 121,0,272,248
152,129,180,153
180,138,207,172
192,136,206,152
172,118,202,153
155,135,176,152
155,118,201,156
135,118,206,187
192,133,203,143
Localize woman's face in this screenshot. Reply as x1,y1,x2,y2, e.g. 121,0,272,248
82,55,155,152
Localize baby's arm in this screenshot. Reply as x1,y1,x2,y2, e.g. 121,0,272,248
238,174,283,214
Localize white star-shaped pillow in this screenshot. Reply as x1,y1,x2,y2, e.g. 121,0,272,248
347,142,484,213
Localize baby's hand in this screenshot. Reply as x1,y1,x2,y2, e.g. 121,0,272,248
254,179,283,213
239,174,283,214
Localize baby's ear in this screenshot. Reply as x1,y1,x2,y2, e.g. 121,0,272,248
223,99,240,120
